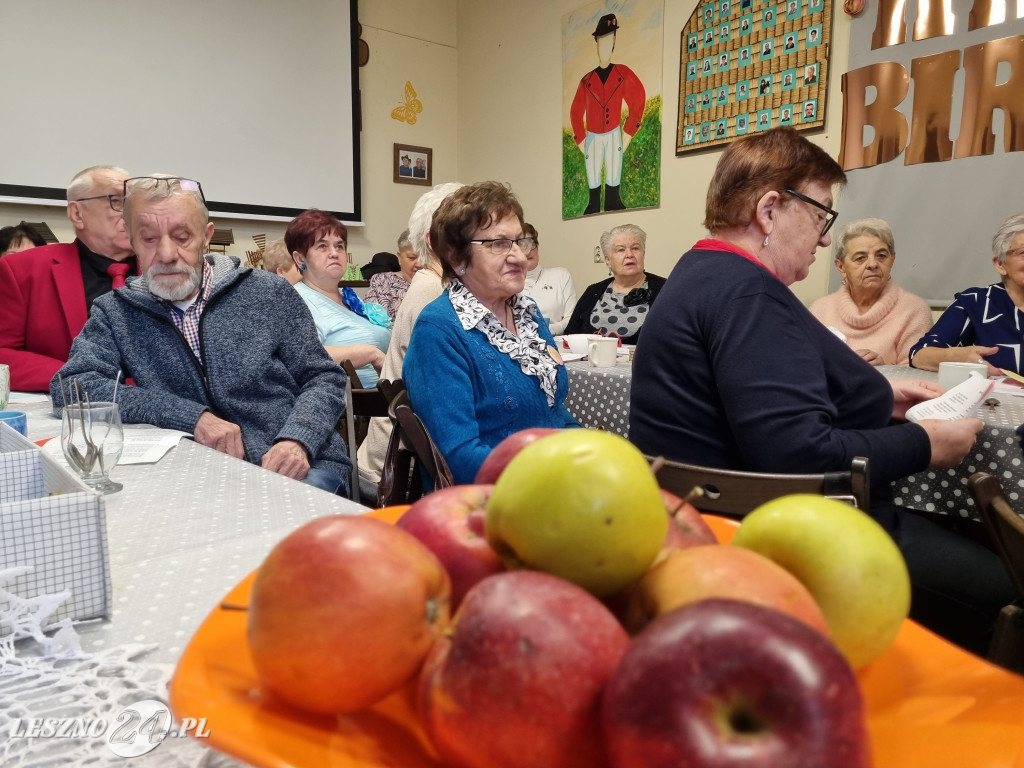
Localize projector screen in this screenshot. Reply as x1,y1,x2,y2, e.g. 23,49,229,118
0,0,361,222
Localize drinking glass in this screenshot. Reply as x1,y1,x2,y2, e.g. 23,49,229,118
0,363,9,410
61,401,124,494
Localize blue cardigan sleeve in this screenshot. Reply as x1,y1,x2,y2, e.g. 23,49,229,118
909,292,974,366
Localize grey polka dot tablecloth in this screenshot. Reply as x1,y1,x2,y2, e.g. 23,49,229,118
564,362,1024,521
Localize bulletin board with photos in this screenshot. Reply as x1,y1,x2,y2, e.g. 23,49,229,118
676,0,831,154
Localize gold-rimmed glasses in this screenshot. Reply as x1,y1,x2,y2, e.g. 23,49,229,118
123,176,206,206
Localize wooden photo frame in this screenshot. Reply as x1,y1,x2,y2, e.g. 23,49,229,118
393,143,432,186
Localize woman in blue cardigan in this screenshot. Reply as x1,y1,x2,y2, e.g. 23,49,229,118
403,182,579,483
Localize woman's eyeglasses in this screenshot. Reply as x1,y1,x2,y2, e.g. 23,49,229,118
785,188,838,236
469,237,536,256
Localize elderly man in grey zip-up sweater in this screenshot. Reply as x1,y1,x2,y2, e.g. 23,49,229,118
51,176,351,495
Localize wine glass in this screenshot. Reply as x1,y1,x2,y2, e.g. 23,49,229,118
61,401,124,494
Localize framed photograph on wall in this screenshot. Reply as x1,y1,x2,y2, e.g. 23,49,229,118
393,143,432,186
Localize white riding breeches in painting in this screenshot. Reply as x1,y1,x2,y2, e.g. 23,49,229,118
584,126,623,188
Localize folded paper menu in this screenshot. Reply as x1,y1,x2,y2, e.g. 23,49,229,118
905,372,994,422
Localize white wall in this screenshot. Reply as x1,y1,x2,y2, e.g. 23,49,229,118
454,0,852,306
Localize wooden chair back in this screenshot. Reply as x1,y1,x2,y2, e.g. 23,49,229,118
376,379,454,507
967,472,1024,674
337,361,389,501
646,455,870,519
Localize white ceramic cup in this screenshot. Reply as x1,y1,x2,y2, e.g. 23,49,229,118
563,334,594,356
588,337,619,368
937,361,989,391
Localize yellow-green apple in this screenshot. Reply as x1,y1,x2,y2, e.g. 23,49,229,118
602,599,871,768
660,489,718,550
732,494,910,668
419,570,629,768
620,544,829,635
396,484,503,611
474,427,560,484
485,429,667,597
247,515,450,714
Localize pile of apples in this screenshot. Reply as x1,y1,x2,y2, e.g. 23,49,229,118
246,428,912,768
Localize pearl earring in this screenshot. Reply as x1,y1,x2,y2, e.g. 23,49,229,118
459,267,466,275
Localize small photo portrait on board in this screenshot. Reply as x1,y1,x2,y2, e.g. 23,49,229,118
703,5,714,23
762,7,776,26
741,0,753,8
779,106,793,125
702,56,714,75
685,94,698,114
757,109,772,129
807,24,822,47
804,63,818,84
760,39,774,59
715,118,728,137
808,0,823,12
736,113,750,134
801,99,817,121
736,80,750,100
783,32,797,52
781,68,797,91
758,74,772,95
716,86,729,105
704,28,715,45
688,33,699,52
684,125,697,145
718,51,730,69
719,22,731,40
738,46,751,65
700,122,712,140
720,0,731,17
686,61,699,81
701,89,714,108
786,0,801,19
739,14,753,34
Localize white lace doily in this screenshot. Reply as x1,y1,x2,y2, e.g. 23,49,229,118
0,568,250,768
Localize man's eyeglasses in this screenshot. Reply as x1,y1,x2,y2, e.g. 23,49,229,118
122,177,206,207
623,287,652,307
469,237,536,256
73,194,125,212
785,188,837,236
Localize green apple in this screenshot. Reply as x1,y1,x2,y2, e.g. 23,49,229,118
732,494,910,668
485,429,667,597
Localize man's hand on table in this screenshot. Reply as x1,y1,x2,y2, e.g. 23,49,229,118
194,411,245,458
261,439,311,480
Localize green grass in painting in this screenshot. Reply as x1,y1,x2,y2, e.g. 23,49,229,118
562,95,662,219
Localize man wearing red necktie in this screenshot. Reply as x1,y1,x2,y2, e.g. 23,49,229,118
0,166,137,391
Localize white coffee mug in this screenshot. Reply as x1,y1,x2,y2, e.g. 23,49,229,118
588,337,618,368
937,361,989,391
563,334,594,356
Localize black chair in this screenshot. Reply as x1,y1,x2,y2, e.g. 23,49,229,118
645,455,870,519
967,472,1024,674
376,379,454,507
337,361,389,502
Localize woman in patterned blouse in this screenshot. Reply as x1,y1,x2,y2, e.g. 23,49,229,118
366,231,421,321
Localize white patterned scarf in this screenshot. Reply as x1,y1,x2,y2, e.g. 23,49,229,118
448,278,559,406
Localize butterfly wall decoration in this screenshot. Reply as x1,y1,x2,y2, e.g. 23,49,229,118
391,81,423,125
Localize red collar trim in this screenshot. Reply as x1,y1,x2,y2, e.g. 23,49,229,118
693,238,780,279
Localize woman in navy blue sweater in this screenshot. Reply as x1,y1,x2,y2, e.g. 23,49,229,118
403,182,578,484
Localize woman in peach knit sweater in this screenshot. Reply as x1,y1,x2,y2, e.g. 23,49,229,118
810,218,932,365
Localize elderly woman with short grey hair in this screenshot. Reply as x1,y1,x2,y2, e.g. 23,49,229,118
809,218,931,365
565,223,666,344
910,212,1024,374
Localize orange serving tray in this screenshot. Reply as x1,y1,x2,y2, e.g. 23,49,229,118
169,508,1024,768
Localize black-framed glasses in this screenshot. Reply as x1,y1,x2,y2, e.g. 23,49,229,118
73,194,125,212
469,237,536,256
785,188,837,236
123,177,206,206
623,287,652,307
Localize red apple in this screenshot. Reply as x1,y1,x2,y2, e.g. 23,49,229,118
661,489,718,550
620,545,829,636
419,570,630,768
474,427,560,484
396,484,504,611
247,515,450,714
602,599,870,768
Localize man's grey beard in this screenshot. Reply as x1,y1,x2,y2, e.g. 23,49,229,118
147,259,203,301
